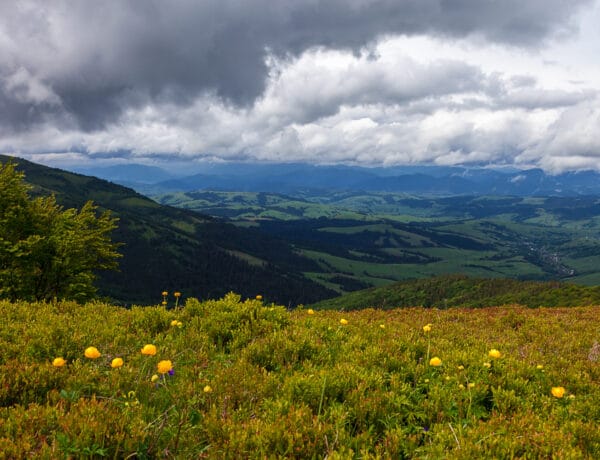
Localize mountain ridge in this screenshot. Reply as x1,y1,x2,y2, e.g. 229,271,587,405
72,161,600,196
0,155,336,305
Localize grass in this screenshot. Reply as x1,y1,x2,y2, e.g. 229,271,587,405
1,293,599,458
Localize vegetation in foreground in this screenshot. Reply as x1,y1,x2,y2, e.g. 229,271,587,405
1,295,599,458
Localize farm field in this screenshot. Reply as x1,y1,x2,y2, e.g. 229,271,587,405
155,191,600,292
1,295,599,458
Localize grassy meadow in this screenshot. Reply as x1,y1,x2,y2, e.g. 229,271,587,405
1,294,599,458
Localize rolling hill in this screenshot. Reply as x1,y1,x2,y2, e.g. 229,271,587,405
311,275,600,310
153,190,600,288
0,155,336,305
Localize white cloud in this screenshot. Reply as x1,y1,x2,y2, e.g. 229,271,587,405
1,0,599,172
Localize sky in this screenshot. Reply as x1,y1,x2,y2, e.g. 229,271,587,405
1,0,600,173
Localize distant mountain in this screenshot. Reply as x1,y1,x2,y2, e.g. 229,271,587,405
74,164,178,187
1,155,336,305
92,162,600,197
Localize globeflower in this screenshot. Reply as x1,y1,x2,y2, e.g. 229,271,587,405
52,357,66,367
157,360,173,374
141,344,157,356
256,295,263,301
84,347,101,359
203,385,213,393
307,309,315,315
340,318,348,325
429,357,442,367
170,319,182,327
551,386,566,398
151,374,160,383
111,357,124,368
423,324,432,333
379,324,386,329
488,349,501,359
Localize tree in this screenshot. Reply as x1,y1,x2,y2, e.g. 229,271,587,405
0,162,121,302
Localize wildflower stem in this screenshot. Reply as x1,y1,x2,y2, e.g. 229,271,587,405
448,423,461,449
317,376,327,420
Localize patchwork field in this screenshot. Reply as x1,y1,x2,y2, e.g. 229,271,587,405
155,191,600,292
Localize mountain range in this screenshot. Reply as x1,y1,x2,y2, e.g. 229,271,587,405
4,155,600,306
74,162,600,196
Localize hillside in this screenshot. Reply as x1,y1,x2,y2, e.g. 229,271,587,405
0,155,336,305
311,275,600,310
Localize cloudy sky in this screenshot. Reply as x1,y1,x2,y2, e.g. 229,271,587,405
1,0,600,172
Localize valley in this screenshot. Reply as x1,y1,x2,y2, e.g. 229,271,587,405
155,191,600,291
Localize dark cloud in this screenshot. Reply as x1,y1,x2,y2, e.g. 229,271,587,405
0,0,591,131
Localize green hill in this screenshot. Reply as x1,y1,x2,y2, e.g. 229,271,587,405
0,155,336,305
311,275,600,310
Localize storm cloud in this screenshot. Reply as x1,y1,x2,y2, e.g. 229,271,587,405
1,0,599,172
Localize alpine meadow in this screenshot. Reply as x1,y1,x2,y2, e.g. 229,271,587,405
2,0,600,458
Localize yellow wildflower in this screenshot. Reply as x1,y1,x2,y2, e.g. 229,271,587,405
157,360,173,374
483,362,491,368
459,384,465,389
429,357,442,367
151,374,160,383
488,349,501,359
256,295,263,300
174,292,181,298
203,385,213,393
536,364,544,370
141,344,157,356
551,386,565,398
170,319,179,327
340,318,348,325
307,309,315,315
111,357,124,368
52,357,66,367
468,382,475,389
379,324,386,329
162,291,168,296
161,301,167,306
457,365,464,370
423,324,432,333
84,347,101,359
